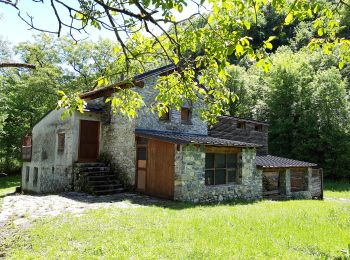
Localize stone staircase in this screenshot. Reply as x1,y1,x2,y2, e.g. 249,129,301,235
74,163,124,195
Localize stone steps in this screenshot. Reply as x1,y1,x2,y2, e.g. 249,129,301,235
75,163,124,195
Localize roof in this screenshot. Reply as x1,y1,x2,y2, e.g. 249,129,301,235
135,129,262,147
80,64,176,100
256,155,317,168
83,102,105,113
209,116,268,135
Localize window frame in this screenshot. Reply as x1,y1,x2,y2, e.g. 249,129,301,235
158,108,171,122
205,148,242,186
181,107,192,124
254,124,263,132
57,132,65,153
237,121,246,129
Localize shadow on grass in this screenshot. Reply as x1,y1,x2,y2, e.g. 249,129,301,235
0,175,21,190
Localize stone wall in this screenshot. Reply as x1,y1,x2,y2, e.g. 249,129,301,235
100,113,136,187
21,109,74,193
174,144,262,203
285,168,313,199
135,76,208,135
21,109,102,193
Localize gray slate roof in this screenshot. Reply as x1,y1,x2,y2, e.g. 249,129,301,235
83,102,105,113
256,155,317,168
135,129,262,147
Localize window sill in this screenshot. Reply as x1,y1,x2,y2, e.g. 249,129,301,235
205,183,242,188
181,121,193,125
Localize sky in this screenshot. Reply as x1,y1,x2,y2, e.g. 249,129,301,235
0,1,205,45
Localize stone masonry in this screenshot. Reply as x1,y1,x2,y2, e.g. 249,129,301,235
174,144,262,203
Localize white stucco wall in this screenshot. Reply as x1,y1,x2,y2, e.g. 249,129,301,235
22,109,102,193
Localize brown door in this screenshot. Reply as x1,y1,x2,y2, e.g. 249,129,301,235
146,139,175,199
78,120,100,162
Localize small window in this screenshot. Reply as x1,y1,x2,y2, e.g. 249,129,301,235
137,147,147,160
25,166,30,183
33,167,38,187
254,124,263,132
237,121,246,129
159,110,170,121
57,133,65,153
181,107,192,124
205,153,241,186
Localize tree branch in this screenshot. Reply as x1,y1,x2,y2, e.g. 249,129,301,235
0,63,36,69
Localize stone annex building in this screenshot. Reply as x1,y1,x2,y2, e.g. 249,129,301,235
21,65,323,202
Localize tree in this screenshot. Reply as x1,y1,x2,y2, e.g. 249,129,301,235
1,0,349,122
226,47,350,179
0,35,131,173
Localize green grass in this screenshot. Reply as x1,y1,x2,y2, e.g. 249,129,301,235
324,180,350,199
0,174,21,199
6,199,350,259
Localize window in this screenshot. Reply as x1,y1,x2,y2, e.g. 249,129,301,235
254,124,263,132
33,167,38,187
159,109,170,121
237,121,246,129
22,135,32,161
205,153,242,185
25,166,30,183
57,133,65,153
181,107,192,124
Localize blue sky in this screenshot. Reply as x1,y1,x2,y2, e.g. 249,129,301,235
0,1,204,44
0,1,116,44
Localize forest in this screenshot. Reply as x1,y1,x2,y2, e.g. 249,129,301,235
0,1,350,180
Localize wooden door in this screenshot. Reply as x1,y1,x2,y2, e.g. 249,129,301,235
146,139,175,199
78,120,100,162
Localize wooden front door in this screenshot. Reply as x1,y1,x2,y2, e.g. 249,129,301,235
136,138,175,199
147,139,175,199
78,120,100,162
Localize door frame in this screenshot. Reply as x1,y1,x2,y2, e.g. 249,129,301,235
135,136,175,199
77,120,100,162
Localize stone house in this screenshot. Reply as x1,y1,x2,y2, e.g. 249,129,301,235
21,65,323,202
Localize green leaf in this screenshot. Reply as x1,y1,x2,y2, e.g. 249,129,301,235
318,28,324,36
285,13,293,25
243,20,251,30
339,61,345,69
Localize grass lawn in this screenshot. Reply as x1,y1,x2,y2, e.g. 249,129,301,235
1,178,350,259
0,174,21,200
5,199,350,259
324,180,350,199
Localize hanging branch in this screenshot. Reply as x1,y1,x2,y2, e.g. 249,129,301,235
0,63,36,69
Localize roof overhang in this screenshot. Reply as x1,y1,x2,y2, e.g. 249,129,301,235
256,155,317,168
135,129,262,148
80,64,176,101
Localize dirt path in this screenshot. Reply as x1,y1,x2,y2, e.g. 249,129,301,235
324,197,350,203
0,192,161,228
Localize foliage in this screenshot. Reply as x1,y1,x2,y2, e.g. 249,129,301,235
2,0,350,122
227,47,350,179
324,180,350,199
3,198,350,258
0,35,131,173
